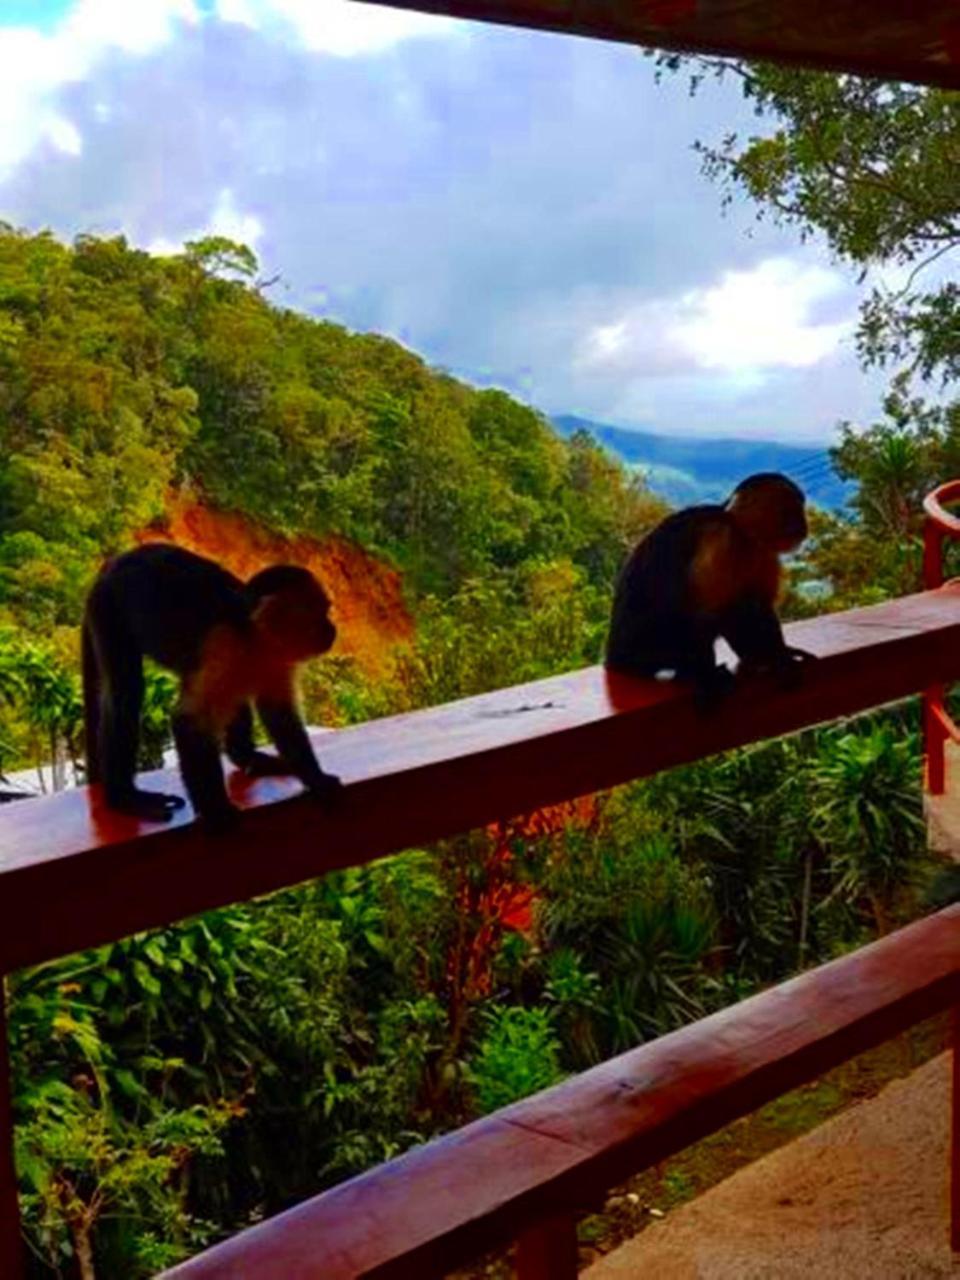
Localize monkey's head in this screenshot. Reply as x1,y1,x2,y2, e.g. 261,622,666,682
247,564,336,661
727,473,808,552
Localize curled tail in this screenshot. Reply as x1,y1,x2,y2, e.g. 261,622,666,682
82,619,101,785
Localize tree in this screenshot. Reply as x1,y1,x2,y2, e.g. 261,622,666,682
810,722,925,935
656,65,960,376
657,59,960,552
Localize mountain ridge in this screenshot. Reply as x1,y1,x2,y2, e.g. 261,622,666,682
552,414,850,510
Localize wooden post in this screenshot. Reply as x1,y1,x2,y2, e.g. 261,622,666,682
952,1005,960,1253
516,1213,578,1280
0,980,23,1278
926,687,948,795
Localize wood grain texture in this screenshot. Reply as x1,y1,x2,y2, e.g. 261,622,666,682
356,0,960,89
2,587,960,972
160,904,960,1279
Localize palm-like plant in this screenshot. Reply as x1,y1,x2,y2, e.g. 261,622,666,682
810,725,924,934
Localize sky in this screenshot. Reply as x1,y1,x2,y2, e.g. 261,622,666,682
0,0,896,443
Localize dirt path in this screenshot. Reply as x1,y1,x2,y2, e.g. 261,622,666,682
585,1051,958,1279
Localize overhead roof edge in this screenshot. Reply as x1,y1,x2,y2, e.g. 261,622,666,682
356,0,960,89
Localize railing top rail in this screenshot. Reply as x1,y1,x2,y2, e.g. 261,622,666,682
925,481,960,536
2,585,960,972
161,902,960,1279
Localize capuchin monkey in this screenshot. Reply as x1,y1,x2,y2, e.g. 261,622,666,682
83,544,342,829
605,473,814,708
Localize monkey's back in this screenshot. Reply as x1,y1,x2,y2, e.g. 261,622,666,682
605,505,731,672
87,544,252,673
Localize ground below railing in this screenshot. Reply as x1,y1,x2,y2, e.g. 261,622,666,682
586,1051,957,1279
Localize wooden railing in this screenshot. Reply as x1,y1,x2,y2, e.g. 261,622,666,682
3,584,960,1276
160,903,960,1279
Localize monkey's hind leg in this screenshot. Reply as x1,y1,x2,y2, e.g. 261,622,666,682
668,618,735,714
87,597,185,821
173,701,240,831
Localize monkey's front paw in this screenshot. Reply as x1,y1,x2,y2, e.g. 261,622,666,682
306,773,343,810
109,789,186,822
786,646,817,664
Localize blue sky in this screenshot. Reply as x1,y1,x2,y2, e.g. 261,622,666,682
0,0,896,443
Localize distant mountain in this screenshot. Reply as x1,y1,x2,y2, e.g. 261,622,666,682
552,415,852,511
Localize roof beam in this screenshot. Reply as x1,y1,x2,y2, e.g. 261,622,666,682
356,0,960,89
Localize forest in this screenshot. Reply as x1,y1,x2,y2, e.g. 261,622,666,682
2,63,960,1280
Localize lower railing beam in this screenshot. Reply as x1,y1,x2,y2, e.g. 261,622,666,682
516,1213,578,1280
0,980,24,1279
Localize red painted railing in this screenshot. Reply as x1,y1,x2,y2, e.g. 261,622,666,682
2,588,960,1276
923,481,960,793
161,905,960,1279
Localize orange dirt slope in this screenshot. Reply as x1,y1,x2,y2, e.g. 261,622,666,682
136,497,414,676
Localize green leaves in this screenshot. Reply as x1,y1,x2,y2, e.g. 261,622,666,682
466,1006,564,1114
659,59,960,528
809,722,924,932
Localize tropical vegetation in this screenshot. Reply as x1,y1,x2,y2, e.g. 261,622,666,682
0,55,956,1269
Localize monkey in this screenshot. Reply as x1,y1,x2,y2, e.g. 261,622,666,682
82,543,342,829
605,473,814,708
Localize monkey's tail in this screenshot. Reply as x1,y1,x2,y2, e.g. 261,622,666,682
81,619,101,786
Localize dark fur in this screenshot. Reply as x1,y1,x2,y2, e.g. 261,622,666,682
605,474,812,707
83,543,339,827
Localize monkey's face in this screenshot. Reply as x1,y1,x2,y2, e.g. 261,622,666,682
256,582,337,660
729,478,807,551
768,496,807,552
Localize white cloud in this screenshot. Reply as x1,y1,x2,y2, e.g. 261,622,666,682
146,188,265,255
47,115,84,157
0,0,199,174
216,0,260,25
0,0,462,179
207,188,265,249
216,0,463,56
578,257,855,384
672,258,852,372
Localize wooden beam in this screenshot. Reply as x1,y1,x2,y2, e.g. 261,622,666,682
356,0,960,90
516,1215,578,1280
2,587,960,973
0,992,24,1280
160,903,960,1279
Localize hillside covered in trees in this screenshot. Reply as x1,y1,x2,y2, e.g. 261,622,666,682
0,225,658,629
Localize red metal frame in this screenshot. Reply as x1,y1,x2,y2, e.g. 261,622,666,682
923,481,960,793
